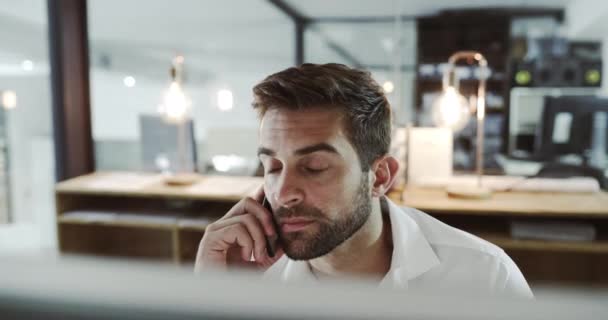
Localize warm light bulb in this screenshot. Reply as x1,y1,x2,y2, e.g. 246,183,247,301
432,87,470,131
160,81,191,122
123,76,136,87
1,91,17,109
21,60,34,71
382,81,394,93
217,89,233,111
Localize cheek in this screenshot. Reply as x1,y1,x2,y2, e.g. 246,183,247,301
306,166,361,214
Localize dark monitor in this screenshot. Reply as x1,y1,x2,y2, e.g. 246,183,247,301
535,95,608,162
139,114,198,173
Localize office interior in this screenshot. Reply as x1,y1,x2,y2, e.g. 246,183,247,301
1,0,608,318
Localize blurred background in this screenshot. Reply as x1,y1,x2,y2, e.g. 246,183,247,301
1,0,608,298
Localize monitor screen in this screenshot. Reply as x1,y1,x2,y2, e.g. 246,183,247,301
536,96,608,163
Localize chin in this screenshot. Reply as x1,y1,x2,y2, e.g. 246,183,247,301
281,234,335,261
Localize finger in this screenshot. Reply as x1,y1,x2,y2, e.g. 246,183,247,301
220,197,277,238
211,215,269,262
252,184,265,203
208,223,254,261
258,247,285,270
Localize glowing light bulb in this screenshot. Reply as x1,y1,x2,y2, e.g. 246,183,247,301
1,91,17,109
432,86,470,131
382,81,394,93
159,81,191,122
21,60,34,71
123,76,136,87
217,89,233,111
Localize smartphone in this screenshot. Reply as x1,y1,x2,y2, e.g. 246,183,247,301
262,197,279,258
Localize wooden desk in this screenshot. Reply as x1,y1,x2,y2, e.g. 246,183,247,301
400,186,608,285
56,172,608,285
55,172,263,265
402,186,608,218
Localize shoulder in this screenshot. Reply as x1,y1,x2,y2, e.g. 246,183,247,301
401,206,503,257
396,205,533,297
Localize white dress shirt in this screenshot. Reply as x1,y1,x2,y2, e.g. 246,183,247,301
264,198,533,298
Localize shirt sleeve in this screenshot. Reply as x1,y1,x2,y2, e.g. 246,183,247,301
499,251,534,299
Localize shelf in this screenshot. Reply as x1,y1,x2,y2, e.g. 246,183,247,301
477,233,608,254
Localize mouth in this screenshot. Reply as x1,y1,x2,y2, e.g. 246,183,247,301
280,219,315,233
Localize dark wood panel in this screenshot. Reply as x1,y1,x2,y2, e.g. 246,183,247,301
48,0,94,181
508,250,608,286
59,223,174,261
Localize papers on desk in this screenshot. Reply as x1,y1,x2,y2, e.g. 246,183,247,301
414,175,601,193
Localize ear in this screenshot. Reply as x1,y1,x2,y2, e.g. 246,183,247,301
370,155,400,198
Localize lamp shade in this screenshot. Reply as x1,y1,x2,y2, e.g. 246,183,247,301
432,86,470,131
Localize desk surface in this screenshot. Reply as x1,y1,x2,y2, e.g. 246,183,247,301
56,171,263,202
401,186,608,218
56,172,608,218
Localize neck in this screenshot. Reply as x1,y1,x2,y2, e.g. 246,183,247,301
308,197,392,280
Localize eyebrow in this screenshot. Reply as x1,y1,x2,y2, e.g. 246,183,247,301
257,143,339,157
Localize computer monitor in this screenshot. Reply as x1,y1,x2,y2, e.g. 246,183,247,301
535,95,608,163
139,114,198,173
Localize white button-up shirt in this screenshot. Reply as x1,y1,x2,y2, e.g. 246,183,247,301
264,198,533,298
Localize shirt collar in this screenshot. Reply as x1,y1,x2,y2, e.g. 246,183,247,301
276,197,440,287
381,198,440,287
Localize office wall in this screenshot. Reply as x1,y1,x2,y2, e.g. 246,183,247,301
0,73,56,251
91,68,269,171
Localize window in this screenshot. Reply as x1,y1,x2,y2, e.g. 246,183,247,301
0,1,56,249
88,0,294,175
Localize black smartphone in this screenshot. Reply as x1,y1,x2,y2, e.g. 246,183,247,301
262,197,279,258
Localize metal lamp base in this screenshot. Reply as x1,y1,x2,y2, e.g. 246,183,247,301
446,185,493,199
164,173,200,186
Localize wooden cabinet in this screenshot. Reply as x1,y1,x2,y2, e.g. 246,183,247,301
55,172,262,265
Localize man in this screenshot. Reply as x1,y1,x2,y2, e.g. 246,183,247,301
195,63,533,298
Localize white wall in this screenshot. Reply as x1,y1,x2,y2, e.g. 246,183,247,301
90,68,272,163
0,72,56,252
0,73,53,224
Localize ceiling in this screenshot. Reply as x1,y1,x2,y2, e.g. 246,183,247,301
285,0,572,18
0,0,590,83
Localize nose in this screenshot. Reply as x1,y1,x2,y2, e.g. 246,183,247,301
273,170,304,209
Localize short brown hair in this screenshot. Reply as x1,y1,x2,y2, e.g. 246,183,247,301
252,63,392,171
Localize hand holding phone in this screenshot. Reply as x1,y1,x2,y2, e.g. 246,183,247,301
263,197,279,258
194,187,283,272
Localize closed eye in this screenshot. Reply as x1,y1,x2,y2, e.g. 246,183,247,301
305,167,328,174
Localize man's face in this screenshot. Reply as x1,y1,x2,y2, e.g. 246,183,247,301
258,107,372,260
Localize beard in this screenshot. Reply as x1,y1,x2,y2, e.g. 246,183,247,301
274,174,372,260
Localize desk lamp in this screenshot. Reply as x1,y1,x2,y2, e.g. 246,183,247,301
432,51,491,199
158,55,197,186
